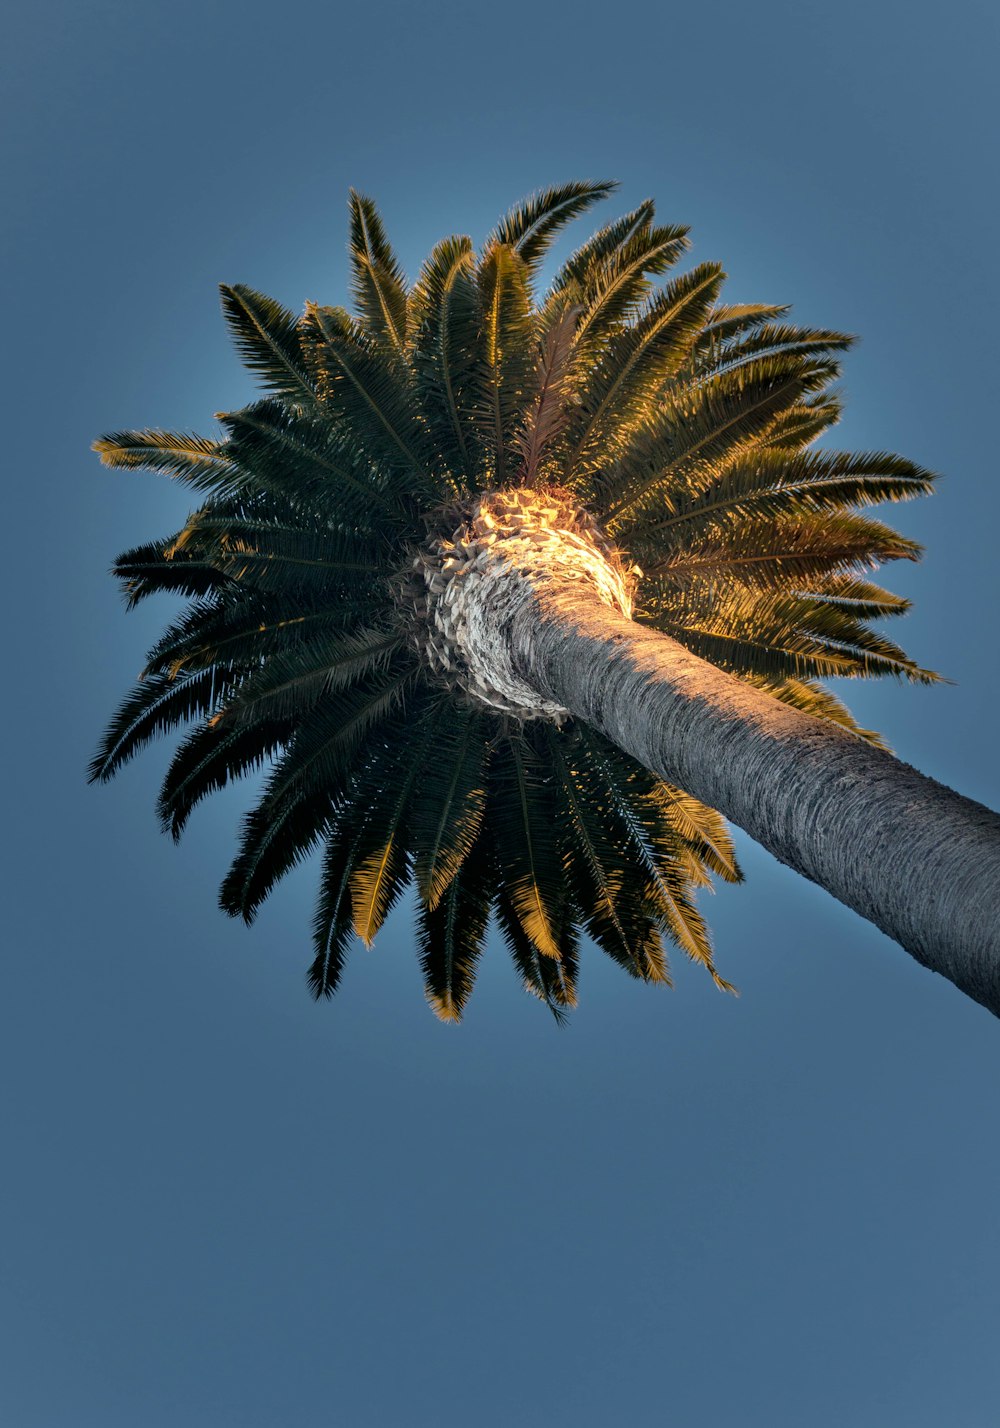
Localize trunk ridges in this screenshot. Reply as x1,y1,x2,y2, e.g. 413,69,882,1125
400,487,638,719
508,584,1000,1017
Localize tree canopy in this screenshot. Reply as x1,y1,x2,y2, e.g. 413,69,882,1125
92,183,936,1020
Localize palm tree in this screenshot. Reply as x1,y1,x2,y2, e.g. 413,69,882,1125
91,182,1000,1021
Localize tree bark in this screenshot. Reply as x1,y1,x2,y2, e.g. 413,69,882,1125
503,580,1000,1017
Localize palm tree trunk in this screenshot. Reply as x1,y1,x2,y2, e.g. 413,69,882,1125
503,581,1000,1017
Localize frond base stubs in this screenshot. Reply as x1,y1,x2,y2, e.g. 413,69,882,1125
404,487,637,720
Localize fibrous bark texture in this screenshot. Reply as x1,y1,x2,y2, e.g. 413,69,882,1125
404,487,636,718
501,576,1000,1017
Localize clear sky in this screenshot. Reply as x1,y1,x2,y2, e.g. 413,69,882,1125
3,1,999,1423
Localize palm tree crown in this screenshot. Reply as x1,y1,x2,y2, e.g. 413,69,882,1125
92,181,936,1020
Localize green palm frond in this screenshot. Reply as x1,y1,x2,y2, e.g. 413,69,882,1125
171,522,383,597
308,826,360,1000
601,357,822,525
648,783,742,886
805,574,910,618
220,627,404,726
407,235,481,482
156,587,367,673
545,727,669,982
158,717,292,841
494,886,579,1022
763,393,843,449
303,305,436,492
640,509,924,591
695,302,791,347
89,667,233,783
637,451,931,551
219,397,414,523
485,180,617,271
645,579,937,685
218,670,417,922
488,730,567,960
112,537,233,606
550,200,658,293
640,449,935,538
347,189,409,353
349,815,409,947
93,181,938,1019
474,244,535,485
139,583,374,679
219,284,318,409
347,704,445,944
747,676,890,749
692,320,854,381
93,430,238,493
418,843,493,1021
588,739,732,988
410,702,490,909
567,220,692,362
563,262,725,479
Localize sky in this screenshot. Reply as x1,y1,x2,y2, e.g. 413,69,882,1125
3,1,999,1423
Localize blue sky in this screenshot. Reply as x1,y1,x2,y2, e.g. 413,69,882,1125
3,1,999,1423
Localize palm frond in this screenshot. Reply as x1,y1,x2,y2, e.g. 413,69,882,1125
563,263,725,480
639,449,936,539
158,715,292,840
220,284,317,408
219,628,405,727
93,430,238,494
713,321,854,370
648,783,742,885
601,357,818,525
303,305,435,493
486,180,617,271
89,667,236,783
763,394,843,449
219,398,412,524
693,318,853,380
307,732,424,995
494,887,578,1021
418,843,493,1021
545,727,670,981
111,537,233,607
645,578,938,684
695,302,791,348
805,574,911,618
488,730,566,960
140,592,361,681
349,825,409,947
588,738,733,988
473,245,535,484
514,302,580,486
410,702,490,909
568,222,692,362
308,822,362,999
549,200,660,295
746,675,890,749
348,703,445,944
169,518,383,598
218,669,419,921
348,190,408,353
641,509,924,589
407,236,481,481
